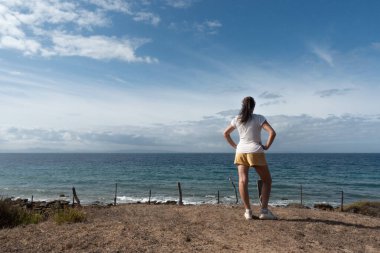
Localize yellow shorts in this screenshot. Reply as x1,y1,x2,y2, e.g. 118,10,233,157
234,153,267,167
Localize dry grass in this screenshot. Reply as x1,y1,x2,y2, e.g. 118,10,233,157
1,204,379,252
344,201,380,217
53,208,87,225
0,199,43,228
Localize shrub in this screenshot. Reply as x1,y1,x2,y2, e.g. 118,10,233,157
0,199,43,228
53,208,86,225
344,201,380,218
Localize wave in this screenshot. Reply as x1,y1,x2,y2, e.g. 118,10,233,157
5,194,343,208
115,194,241,205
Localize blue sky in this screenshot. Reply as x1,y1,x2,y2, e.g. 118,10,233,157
0,0,379,152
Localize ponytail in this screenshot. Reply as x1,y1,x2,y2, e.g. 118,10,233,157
238,96,255,124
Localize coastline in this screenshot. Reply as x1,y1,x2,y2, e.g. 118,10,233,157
3,195,373,210
1,203,379,252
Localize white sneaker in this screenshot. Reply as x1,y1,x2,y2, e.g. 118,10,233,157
244,210,253,220
259,209,277,220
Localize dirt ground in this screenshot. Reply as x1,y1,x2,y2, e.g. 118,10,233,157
0,204,379,253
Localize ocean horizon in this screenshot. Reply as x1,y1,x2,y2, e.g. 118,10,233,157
1,153,379,207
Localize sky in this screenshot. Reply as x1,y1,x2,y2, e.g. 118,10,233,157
0,0,379,153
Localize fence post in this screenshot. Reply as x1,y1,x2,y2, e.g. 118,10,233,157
177,182,183,205
229,177,239,204
300,184,303,206
217,190,220,204
72,187,81,206
149,189,151,205
340,191,344,212
114,183,118,206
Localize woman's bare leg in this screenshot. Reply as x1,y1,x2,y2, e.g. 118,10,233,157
237,165,251,209
254,165,272,209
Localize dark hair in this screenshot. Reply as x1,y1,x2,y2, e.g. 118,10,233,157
238,96,255,124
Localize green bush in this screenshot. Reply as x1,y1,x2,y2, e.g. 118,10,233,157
0,199,43,228
53,208,86,225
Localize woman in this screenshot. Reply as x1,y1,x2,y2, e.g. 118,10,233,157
223,96,277,220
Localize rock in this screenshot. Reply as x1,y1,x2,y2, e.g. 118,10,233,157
39,202,47,208
91,201,102,206
314,203,334,211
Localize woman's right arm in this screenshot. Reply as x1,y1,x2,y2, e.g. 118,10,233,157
223,125,237,149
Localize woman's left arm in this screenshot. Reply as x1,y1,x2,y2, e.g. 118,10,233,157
262,121,276,150
223,125,237,149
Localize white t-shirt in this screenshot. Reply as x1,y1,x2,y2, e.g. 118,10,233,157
231,114,267,153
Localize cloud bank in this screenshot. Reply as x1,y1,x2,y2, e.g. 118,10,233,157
1,112,379,153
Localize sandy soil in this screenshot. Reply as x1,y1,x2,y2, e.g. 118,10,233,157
0,204,379,253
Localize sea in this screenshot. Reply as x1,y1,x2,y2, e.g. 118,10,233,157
0,153,379,207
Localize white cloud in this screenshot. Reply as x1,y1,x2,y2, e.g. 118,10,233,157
133,12,160,26
205,20,222,29
3,1,103,28
88,0,131,14
75,9,110,28
170,19,222,35
50,32,158,63
195,20,222,35
0,5,24,37
311,45,334,67
166,0,197,9
0,36,41,55
0,0,157,62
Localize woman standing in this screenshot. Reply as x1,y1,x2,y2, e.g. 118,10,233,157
223,96,277,220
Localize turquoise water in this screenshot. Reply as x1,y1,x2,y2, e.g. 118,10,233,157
0,153,379,206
